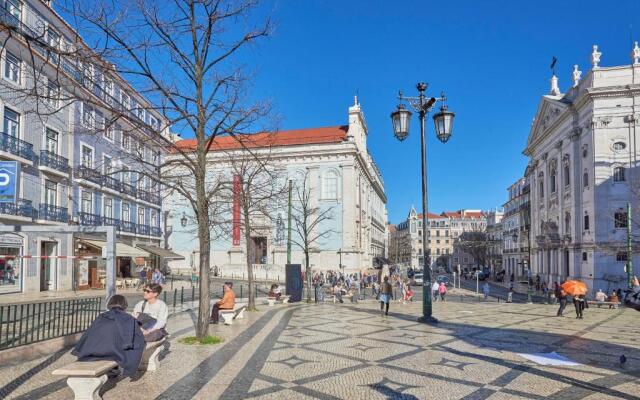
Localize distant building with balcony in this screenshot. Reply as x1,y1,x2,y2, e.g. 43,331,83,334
501,177,530,281
485,209,504,278
0,0,177,294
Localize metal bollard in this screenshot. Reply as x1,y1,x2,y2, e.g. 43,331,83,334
173,289,177,307
192,286,195,302
181,287,184,305
240,285,243,299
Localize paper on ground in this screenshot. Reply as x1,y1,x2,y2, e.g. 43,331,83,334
517,351,581,366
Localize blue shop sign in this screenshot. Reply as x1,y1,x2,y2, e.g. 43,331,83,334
0,161,19,203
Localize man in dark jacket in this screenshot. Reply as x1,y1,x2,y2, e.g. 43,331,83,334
72,295,145,377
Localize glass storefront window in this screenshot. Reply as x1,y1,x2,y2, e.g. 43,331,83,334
0,246,21,292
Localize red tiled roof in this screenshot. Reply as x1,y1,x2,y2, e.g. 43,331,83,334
174,125,349,151
442,210,485,219
417,213,443,219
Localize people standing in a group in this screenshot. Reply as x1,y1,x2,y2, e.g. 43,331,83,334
379,276,393,316
432,281,440,302
556,288,567,317
438,282,447,302
573,294,587,319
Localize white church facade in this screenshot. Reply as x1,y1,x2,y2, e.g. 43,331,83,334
524,44,640,293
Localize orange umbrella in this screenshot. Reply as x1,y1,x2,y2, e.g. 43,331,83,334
561,280,588,296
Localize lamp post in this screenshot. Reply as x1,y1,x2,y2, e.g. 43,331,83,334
391,82,455,324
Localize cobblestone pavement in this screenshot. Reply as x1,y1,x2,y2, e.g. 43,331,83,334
1,298,639,400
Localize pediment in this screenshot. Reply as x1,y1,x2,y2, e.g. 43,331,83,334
525,96,569,153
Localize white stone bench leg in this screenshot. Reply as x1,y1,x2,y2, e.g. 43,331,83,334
146,345,163,371
220,313,234,325
235,309,245,319
267,299,275,306
67,375,108,400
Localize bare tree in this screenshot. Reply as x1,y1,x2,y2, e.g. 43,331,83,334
217,134,286,310
0,0,272,339
290,170,335,302
455,231,489,268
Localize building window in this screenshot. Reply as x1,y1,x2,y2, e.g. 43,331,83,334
151,209,157,227
322,170,338,200
583,170,589,188
564,212,570,233
82,103,94,127
4,51,20,83
583,214,590,231
104,198,113,219
613,166,625,182
614,210,628,229
81,145,93,168
613,141,626,150
123,167,130,184
582,252,587,261
44,180,57,206
3,107,19,137
46,80,59,107
122,203,130,221
138,207,145,225
563,161,570,186
122,132,130,151
616,251,628,262
436,230,440,237
550,168,556,193
4,0,21,21
81,191,93,214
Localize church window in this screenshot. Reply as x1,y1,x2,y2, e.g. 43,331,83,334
322,170,339,200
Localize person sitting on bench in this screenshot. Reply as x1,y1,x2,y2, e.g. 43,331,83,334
72,295,144,377
210,282,235,324
132,283,169,342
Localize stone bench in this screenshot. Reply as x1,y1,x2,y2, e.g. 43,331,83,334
587,300,621,309
219,304,247,325
52,338,167,400
266,296,290,306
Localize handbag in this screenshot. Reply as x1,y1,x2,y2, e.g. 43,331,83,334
136,301,157,330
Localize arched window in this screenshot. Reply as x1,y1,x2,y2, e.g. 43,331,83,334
322,170,339,200
550,168,557,193
613,166,625,182
564,212,570,233
583,170,589,188
563,155,570,187
538,172,544,198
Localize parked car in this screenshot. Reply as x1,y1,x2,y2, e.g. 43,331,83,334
436,275,451,287
413,273,423,285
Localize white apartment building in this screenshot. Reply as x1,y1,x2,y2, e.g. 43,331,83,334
501,177,531,280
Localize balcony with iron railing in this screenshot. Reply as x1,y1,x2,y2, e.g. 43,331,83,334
78,212,101,226
102,216,121,229
75,166,103,186
137,224,151,236
39,150,70,174
0,132,34,161
39,204,68,223
150,226,162,237
120,220,136,234
0,199,36,219
120,182,136,198
102,175,121,192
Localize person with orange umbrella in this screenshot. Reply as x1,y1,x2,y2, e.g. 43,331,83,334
562,280,589,319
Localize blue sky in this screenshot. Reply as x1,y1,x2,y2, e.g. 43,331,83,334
245,0,640,223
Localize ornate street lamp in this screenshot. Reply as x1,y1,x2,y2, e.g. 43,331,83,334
390,82,455,324
180,212,187,228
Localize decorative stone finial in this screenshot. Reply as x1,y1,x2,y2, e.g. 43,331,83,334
632,41,640,65
354,95,359,106
572,65,582,87
550,75,561,96
591,45,601,69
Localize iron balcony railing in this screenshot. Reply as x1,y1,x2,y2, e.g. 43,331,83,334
151,226,162,237
78,212,101,226
137,189,152,203
120,220,136,233
102,175,121,192
121,182,136,197
102,216,120,229
39,150,70,174
137,224,151,236
0,298,102,350
75,166,102,185
0,132,34,161
0,199,36,219
39,204,68,223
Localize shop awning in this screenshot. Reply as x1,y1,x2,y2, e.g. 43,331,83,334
80,240,150,258
136,245,185,260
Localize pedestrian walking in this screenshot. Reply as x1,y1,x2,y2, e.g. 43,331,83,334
556,288,568,316
573,294,587,319
507,287,513,303
438,282,447,302
482,282,490,301
379,276,393,316
432,281,439,302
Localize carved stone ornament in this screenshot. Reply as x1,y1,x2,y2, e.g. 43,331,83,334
572,65,582,87
591,45,602,69
541,153,548,161
562,154,570,165
555,140,563,149
633,41,640,65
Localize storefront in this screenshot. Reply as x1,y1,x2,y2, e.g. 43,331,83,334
76,239,150,289
136,244,184,274
0,233,24,294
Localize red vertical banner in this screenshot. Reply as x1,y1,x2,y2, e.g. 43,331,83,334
232,175,241,246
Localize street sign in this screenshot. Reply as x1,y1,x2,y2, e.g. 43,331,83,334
0,161,18,203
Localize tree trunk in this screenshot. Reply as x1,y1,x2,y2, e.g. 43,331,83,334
305,250,312,303
195,173,211,339
244,208,256,310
